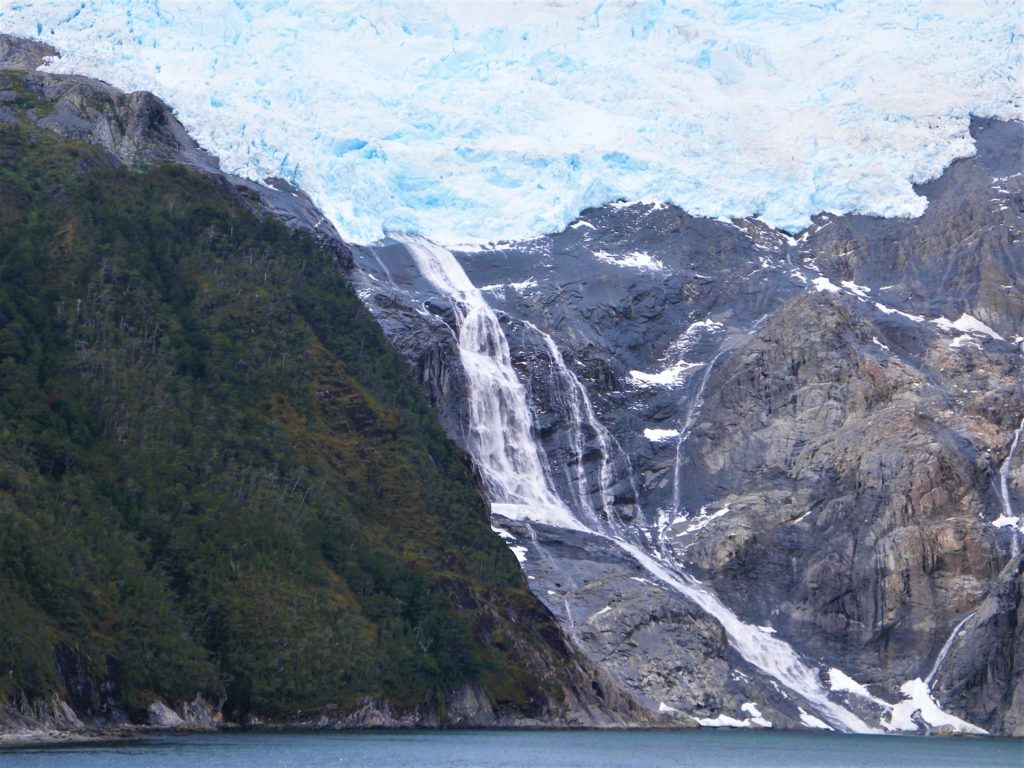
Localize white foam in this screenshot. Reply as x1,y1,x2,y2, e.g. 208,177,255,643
6,1,1021,245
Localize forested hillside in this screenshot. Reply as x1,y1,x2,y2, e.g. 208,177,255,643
0,67,591,726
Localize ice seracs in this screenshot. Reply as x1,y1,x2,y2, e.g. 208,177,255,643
4,0,1021,245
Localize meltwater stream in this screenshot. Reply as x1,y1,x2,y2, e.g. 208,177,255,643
997,414,1024,555
388,236,873,734
394,235,579,531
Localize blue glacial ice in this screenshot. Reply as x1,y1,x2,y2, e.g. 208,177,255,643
1,1,1020,245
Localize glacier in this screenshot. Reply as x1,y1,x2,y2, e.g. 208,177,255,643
1,1,1020,245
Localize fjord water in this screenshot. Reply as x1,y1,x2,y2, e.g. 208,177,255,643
2,731,1020,768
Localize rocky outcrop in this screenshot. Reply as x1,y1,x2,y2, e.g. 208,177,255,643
934,555,1024,736
350,117,1023,734
0,694,84,737
0,34,352,266
0,35,56,71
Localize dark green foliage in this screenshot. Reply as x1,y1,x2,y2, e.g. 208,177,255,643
0,86,554,721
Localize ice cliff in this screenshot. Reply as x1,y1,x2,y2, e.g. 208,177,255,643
1,0,1020,244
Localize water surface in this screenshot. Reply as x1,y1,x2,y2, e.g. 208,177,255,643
2,730,1021,768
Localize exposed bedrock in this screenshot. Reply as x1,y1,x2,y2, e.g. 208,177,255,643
351,117,1024,735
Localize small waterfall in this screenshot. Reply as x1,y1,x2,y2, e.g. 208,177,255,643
998,415,1024,556
671,351,725,518
525,321,641,534
925,612,977,687
389,234,874,733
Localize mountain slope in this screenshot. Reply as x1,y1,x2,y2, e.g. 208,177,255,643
0,42,639,731
350,117,1024,735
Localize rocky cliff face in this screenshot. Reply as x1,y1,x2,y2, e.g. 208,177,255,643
350,119,1023,735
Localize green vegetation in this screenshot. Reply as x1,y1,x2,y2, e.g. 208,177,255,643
0,76,563,721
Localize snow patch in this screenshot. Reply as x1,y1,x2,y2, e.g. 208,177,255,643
630,361,703,389
874,302,926,323
885,679,987,735
697,714,751,729
741,702,772,728
490,526,516,542
682,504,732,535
812,277,841,294
698,703,771,728
644,428,680,443
931,313,1005,341
592,249,665,272
798,708,834,731
828,668,890,709
840,280,871,299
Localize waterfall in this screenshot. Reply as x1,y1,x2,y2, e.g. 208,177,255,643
925,612,977,687
389,234,873,733
671,351,725,518
613,539,874,733
393,235,581,531
997,415,1024,556
524,321,640,535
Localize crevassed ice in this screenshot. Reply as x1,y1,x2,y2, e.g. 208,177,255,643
2,1,1021,245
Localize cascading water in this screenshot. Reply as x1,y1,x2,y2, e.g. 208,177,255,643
925,612,978,687
524,321,640,535
997,414,1024,555
392,235,581,531
671,351,725,518
387,234,876,732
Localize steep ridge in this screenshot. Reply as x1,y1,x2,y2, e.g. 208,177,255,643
0,36,644,736
351,119,1024,734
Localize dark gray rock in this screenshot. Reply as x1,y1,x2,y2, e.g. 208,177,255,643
0,35,56,71
350,117,1024,734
